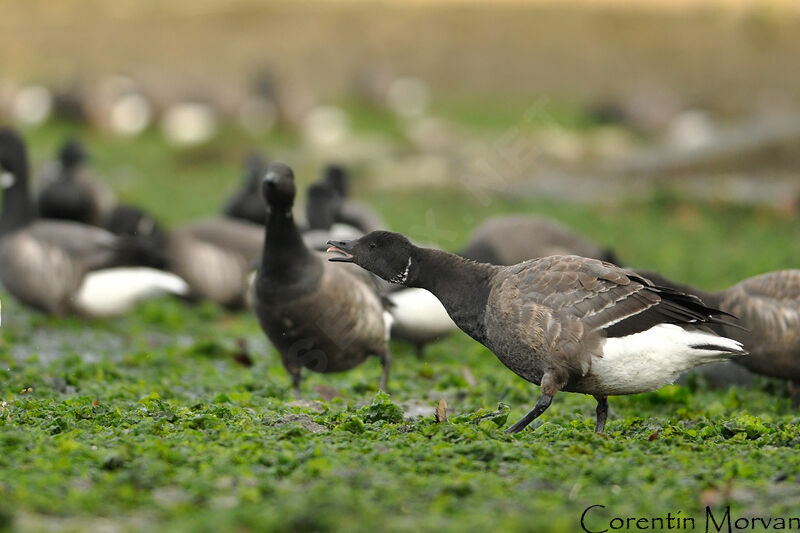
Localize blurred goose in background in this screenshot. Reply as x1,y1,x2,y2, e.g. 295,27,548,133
386,287,457,355
0,128,187,317
301,180,363,251
166,217,264,309
327,231,746,433
38,138,116,226
459,215,619,266
254,163,392,394
103,203,261,309
103,204,169,267
321,164,386,233
223,152,267,225
639,269,800,406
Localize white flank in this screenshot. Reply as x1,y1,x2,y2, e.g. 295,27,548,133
577,324,744,396
382,311,394,342
73,268,190,317
388,288,456,340
243,269,258,310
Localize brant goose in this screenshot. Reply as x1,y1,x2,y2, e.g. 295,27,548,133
327,231,746,433
37,138,116,226
223,152,267,225
105,203,261,310
460,215,619,266
321,164,386,233
0,129,187,316
302,181,363,251
640,269,800,406
253,163,391,394
165,217,264,309
103,204,169,268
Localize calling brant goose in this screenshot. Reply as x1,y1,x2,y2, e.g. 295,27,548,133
327,231,747,433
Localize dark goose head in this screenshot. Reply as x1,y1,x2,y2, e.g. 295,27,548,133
305,181,342,231
58,138,88,174
243,152,266,193
262,162,296,210
103,204,169,268
328,231,418,285
322,164,349,198
222,152,267,224
0,128,34,234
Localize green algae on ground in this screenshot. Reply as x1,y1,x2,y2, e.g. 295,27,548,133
1,124,799,532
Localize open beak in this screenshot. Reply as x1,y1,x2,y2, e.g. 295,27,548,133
326,240,355,262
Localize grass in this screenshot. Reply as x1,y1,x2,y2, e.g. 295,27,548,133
1,120,800,532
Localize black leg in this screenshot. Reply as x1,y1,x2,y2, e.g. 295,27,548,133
290,368,302,398
378,350,391,392
594,395,608,434
505,394,553,434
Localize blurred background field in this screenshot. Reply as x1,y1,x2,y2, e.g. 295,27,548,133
2,1,800,532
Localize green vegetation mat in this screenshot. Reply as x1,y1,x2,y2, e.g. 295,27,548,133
1,123,799,532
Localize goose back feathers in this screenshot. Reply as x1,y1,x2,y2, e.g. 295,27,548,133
167,218,263,308
460,215,618,265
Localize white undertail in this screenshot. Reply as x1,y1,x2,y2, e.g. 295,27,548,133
576,324,746,396
73,267,190,317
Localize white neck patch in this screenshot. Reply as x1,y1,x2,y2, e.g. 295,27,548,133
389,258,412,284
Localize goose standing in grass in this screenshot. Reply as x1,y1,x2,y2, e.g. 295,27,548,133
327,231,746,434
37,138,116,226
222,152,267,225
0,128,187,316
253,163,392,395
320,164,386,233
640,270,800,406
460,215,619,266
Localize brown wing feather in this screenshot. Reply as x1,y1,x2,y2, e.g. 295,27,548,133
486,256,737,384
503,256,656,331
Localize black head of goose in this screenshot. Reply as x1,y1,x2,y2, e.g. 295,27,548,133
37,138,116,226
319,164,387,233
301,181,363,251
223,152,267,225
459,215,619,266
0,128,35,236
327,231,747,434
253,162,391,395
103,204,170,269
639,269,800,407
0,128,185,316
